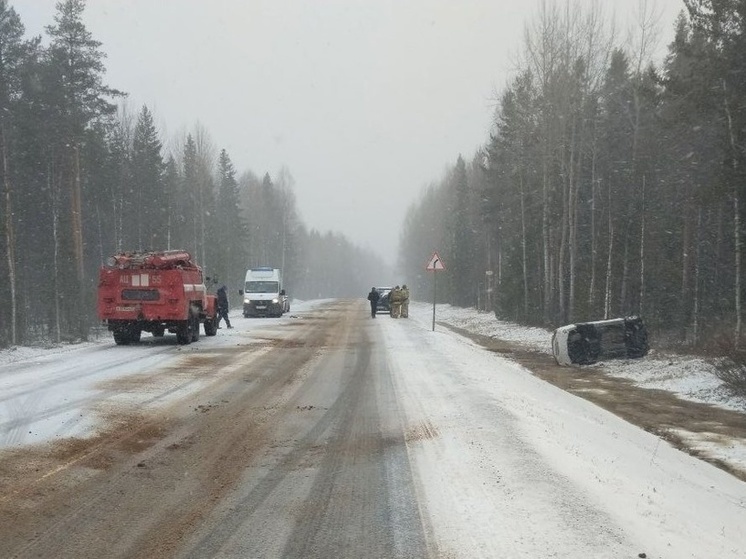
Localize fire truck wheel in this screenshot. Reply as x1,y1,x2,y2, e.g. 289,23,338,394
113,331,131,345
113,327,140,345
190,310,200,343
204,316,218,336
176,320,191,345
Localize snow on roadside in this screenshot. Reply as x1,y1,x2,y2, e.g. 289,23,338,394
0,338,110,367
3,300,745,416
418,302,746,480
601,354,746,413
0,298,323,369
432,304,552,351
425,302,746,413
5,301,743,414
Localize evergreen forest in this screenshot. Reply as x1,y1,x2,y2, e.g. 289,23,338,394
399,0,746,349
2,0,746,351
0,0,387,347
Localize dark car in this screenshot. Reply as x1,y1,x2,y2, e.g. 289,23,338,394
375,287,392,314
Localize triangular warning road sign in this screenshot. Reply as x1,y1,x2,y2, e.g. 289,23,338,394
425,252,445,271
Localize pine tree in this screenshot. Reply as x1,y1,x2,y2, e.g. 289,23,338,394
683,0,746,346
215,148,247,289
45,0,121,339
130,105,165,250
0,1,33,345
179,134,198,256
485,71,542,321
448,155,475,306
162,155,179,250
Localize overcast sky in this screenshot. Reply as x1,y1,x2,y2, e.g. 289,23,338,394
12,0,684,265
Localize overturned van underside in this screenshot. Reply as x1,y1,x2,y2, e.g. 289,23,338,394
552,316,649,366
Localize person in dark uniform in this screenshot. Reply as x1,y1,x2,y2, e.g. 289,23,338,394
367,287,380,318
216,285,233,329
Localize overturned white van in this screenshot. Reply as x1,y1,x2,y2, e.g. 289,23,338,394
551,316,649,366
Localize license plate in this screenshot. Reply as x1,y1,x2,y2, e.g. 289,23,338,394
256,305,267,309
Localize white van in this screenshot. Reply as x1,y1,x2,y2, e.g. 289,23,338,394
240,267,286,318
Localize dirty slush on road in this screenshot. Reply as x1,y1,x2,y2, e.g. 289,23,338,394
0,302,431,559
0,308,337,558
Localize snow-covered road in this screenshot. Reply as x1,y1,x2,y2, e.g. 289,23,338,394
391,304,746,557
0,299,744,558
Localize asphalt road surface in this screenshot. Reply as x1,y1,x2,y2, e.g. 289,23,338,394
1,300,745,558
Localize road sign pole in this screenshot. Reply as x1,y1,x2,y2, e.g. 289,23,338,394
432,269,436,331
425,252,445,332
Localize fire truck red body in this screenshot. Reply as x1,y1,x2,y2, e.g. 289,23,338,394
97,250,218,345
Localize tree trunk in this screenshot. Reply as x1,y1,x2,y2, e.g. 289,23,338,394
588,155,598,314
620,230,630,314
722,78,741,349
693,207,702,345
681,204,691,329
639,175,645,317
1,124,17,345
604,185,614,320
542,133,551,324
199,177,206,270
71,146,87,340
558,138,570,324
520,172,529,318
50,164,61,344
733,191,741,349
569,137,582,322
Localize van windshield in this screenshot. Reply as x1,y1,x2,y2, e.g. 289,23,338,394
246,281,279,294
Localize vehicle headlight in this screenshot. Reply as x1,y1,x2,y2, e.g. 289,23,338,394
244,298,251,304
272,298,279,304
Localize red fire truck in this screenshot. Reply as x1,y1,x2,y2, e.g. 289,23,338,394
97,250,218,345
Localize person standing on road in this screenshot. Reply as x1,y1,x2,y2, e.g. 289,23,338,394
367,287,380,318
216,285,233,329
400,284,410,318
389,286,402,318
